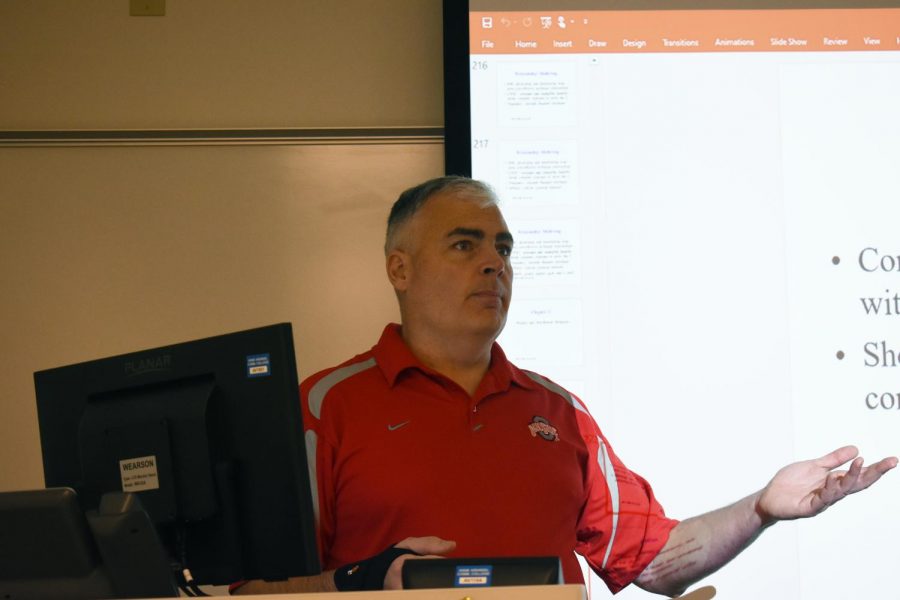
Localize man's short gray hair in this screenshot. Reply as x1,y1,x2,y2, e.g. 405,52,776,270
385,176,497,253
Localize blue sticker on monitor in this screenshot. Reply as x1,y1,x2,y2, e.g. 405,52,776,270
246,353,271,378
454,565,492,587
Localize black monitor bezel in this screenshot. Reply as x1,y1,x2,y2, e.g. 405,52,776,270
443,0,473,176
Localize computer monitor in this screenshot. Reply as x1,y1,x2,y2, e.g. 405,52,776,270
34,323,320,587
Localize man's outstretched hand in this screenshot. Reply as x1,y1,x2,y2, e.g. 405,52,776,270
757,445,897,523
634,445,895,597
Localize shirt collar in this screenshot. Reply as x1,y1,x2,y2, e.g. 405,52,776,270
371,323,537,395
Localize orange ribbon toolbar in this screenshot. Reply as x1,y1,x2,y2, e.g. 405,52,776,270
471,9,900,53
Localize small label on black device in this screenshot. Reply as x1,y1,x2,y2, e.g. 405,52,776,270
454,565,492,587
119,455,160,492
246,353,271,378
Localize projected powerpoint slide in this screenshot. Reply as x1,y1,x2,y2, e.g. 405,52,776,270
470,6,900,600
779,60,900,600
499,140,578,206
498,62,577,127
510,220,581,286
500,298,584,368
780,61,900,444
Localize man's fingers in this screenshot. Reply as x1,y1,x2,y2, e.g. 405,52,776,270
814,472,843,509
833,456,898,496
839,458,863,493
855,456,898,490
395,536,457,556
814,445,858,470
871,456,899,475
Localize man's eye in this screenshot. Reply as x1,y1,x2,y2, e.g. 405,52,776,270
497,245,513,257
453,240,473,250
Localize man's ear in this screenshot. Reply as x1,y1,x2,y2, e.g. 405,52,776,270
386,250,411,292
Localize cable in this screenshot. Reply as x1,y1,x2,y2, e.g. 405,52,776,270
182,568,209,597
172,523,209,596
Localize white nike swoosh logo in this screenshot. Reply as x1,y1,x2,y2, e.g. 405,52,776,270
387,420,410,431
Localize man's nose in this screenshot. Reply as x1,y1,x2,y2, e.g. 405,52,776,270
481,251,506,276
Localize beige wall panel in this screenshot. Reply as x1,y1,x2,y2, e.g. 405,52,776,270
0,0,443,129
0,142,444,491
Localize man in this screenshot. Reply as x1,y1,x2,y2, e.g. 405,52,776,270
237,176,896,596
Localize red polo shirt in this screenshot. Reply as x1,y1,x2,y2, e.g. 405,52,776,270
301,324,677,593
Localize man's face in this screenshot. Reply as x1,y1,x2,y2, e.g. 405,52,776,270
388,190,514,342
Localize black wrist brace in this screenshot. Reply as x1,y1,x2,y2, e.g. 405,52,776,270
333,545,420,591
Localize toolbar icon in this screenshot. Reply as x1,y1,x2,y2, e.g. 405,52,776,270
540,16,552,29
482,16,493,29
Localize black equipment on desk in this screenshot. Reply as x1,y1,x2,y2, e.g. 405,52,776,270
0,487,177,599
402,556,562,589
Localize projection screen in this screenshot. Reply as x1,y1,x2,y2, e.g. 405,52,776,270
444,2,900,598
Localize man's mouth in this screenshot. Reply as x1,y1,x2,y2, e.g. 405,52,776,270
471,289,502,298
470,289,506,307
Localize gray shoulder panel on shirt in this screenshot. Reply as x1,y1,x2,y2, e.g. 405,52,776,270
307,357,377,419
304,430,320,523
523,371,589,416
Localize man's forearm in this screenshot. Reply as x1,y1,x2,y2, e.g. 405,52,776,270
635,490,772,597
232,570,337,595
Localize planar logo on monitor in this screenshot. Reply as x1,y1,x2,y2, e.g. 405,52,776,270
124,354,172,377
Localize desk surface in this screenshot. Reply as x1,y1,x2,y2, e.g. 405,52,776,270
226,585,587,600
